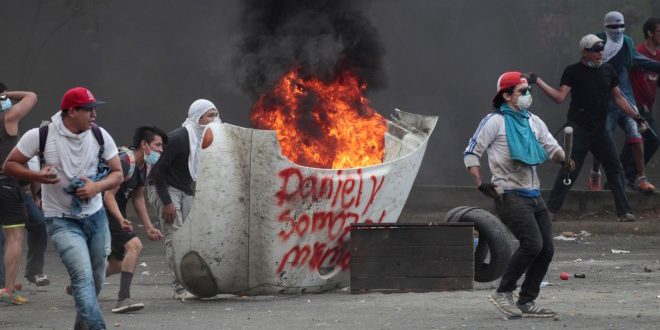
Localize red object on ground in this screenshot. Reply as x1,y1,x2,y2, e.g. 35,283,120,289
560,272,570,281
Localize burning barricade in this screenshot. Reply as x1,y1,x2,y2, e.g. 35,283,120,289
171,0,436,297
171,107,437,296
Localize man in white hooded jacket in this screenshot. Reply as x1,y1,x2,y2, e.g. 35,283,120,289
149,99,219,300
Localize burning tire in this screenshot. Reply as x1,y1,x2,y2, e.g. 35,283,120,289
445,206,515,283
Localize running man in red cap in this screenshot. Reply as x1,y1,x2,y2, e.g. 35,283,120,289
3,86,123,330
464,72,569,318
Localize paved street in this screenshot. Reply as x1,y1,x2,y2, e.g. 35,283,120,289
1,222,660,330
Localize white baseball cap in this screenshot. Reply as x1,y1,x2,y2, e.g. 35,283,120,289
579,34,604,50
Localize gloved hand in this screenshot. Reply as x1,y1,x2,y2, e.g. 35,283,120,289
478,183,500,199
634,115,649,133
522,72,538,85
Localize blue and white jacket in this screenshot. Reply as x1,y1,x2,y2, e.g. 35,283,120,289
463,112,562,193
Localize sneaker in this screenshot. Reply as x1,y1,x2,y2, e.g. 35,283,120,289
173,288,199,300
516,301,556,318
0,289,30,305
617,213,636,222
488,291,522,318
111,298,145,313
588,170,602,191
65,284,73,296
636,176,655,193
26,274,50,287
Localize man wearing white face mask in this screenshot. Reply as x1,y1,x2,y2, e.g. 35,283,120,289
589,11,660,193
465,72,567,318
149,99,220,300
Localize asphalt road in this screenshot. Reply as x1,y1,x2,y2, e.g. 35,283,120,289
1,225,659,330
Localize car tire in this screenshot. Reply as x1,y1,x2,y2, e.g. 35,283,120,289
444,206,515,283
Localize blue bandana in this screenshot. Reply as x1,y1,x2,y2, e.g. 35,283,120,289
62,162,110,215
499,104,548,166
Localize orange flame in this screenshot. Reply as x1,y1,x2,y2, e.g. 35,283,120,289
251,69,387,169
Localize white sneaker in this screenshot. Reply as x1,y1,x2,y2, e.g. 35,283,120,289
173,288,198,300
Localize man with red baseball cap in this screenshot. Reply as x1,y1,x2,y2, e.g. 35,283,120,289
464,71,569,318
61,86,106,110
3,86,123,329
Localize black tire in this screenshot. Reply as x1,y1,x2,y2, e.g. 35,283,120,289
444,206,514,283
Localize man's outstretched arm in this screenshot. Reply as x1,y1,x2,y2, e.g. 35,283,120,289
535,78,572,104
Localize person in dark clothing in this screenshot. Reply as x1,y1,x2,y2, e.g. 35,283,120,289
1,83,50,290
532,34,647,222
102,126,167,313
148,99,219,300
0,84,38,305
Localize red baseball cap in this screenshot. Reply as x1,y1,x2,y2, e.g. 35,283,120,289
60,87,106,110
493,71,527,103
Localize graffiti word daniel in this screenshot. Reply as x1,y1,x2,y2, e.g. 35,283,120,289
275,168,386,275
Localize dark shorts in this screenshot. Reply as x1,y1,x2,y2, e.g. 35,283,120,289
0,178,28,228
107,212,137,260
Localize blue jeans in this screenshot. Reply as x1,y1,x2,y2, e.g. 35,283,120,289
46,208,110,330
0,191,48,286
605,107,642,143
620,108,660,182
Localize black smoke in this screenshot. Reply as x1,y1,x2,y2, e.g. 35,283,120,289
234,0,386,99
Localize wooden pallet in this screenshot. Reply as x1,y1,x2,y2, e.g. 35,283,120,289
349,223,474,293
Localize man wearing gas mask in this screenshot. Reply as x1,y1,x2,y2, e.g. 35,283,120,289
464,72,568,318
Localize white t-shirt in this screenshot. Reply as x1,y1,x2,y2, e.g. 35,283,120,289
16,125,118,218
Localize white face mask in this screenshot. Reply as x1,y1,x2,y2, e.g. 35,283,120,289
516,94,533,109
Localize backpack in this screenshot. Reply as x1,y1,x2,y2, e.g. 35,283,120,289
117,146,136,182
38,122,105,169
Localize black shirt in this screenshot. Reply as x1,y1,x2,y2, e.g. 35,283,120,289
0,113,19,178
106,149,146,217
151,127,194,205
115,153,147,218
560,62,619,131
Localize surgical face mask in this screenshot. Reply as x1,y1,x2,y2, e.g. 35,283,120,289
144,148,161,165
0,96,12,112
516,94,533,109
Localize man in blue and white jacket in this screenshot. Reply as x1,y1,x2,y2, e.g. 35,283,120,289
464,71,571,319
